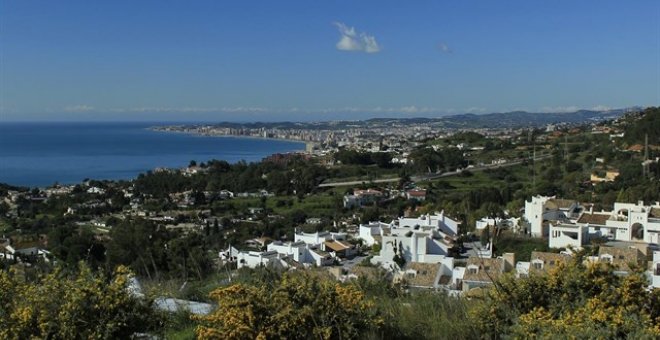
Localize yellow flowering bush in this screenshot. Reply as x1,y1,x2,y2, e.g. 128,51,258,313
196,271,382,339
473,254,660,339
0,263,156,340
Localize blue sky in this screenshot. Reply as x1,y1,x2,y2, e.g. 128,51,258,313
1,0,659,121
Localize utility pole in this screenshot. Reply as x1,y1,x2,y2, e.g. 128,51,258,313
532,142,536,192
642,134,650,178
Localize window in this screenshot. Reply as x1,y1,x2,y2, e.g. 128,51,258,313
549,260,555,266
619,255,625,260
533,262,543,270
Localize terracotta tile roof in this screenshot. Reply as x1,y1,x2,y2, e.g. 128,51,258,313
403,262,441,288
407,189,427,197
529,252,571,273
349,266,383,281
577,213,611,225
354,189,383,196
463,257,504,283
598,246,645,272
324,240,350,252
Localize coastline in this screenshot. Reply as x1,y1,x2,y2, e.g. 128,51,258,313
148,126,311,150
0,123,311,188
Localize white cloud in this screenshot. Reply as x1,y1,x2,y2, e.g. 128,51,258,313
317,106,457,115
64,104,95,112
333,22,380,53
590,105,612,111
438,42,452,54
464,107,487,114
539,106,580,113
538,105,612,113
110,106,270,114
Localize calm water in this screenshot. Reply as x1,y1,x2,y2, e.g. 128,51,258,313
0,122,305,187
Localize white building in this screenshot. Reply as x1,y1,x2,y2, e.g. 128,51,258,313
267,241,334,267
368,212,460,267
236,250,288,269
397,212,459,236
294,231,332,245
649,251,660,289
549,223,589,249
548,201,660,249
87,186,106,195
475,217,520,233
397,258,456,290
358,221,390,246
524,196,581,237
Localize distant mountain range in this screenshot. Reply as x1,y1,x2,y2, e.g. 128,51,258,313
408,108,634,129
183,108,638,130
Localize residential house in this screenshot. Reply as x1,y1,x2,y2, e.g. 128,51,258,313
370,212,460,267
358,221,390,246
462,254,514,292
270,240,334,267
323,240,357,258
595,246,645,275
524,196,582,237
236,250,288,269
528,251,571,274
343,189,384,208
245,237,272,249
406,189,427,202
399,258,456,290
549,201,660,249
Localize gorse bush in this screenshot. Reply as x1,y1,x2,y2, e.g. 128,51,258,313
2,252,658,339
195,271,383,339
0,263,156,340
472,254,660,339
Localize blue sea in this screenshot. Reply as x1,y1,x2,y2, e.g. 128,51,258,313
0,122,305,187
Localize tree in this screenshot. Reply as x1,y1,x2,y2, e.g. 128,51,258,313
480,227,491,247
195,272,382,339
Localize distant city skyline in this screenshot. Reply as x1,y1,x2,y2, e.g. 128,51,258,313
1,1,659,121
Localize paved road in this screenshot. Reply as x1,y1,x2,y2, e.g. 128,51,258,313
318,153,552,188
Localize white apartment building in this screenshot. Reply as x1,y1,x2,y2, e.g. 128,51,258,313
524,196,582,237
548,201,660,249
364,212,460,267
236,250,287,269
267,240,334,267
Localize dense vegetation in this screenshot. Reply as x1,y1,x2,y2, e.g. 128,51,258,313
0,264,157,339
3,251,655,339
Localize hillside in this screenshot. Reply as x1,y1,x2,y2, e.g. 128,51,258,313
199,108,632,130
